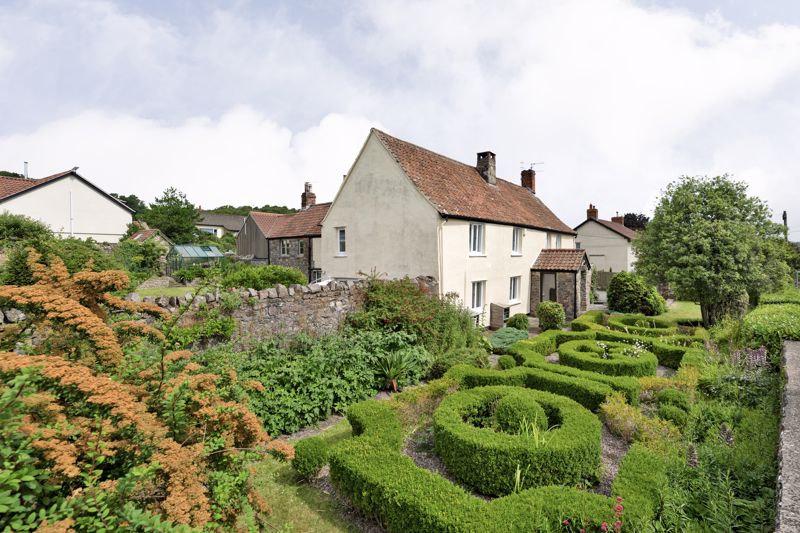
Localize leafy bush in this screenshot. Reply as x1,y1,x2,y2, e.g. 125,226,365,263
656,388,690,412
1,238,120,286
348,277,484,357
497,354,516,370
167,308,236,348
740,303,800,361
292,437,329,479
0,212,52,245
172,264,209,283
657,403,689,429
113,239,164,275
428,346,489,378
493,389,547,433
375,346,433,391
607,272,666,315
536,301,565,331
606,314,678,337
490,327,529,353
221,264,307,290
761,288,800,305
600,393,681,451
506,313,530,331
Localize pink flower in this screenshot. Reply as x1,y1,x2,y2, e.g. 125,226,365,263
580,530,585,533
563,519,570,525
614,520,622,531
616,496,623,504
601,523,608,532
615,504,624,515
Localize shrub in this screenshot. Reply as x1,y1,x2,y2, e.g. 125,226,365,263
505,313,530,331
490,327,529,353
606,314,678,337
113,239,164,275
434,386,601,496
428,346,489,378
740,303,800,361
493,390,548,433
600,393,681,451
292,437,329,479
657,403,689,429
536,301,565,331
348,277,484,357
172,264,209,283
1,238,120,286
497,354,517,369
607,272,666,316
570,310,607,332
761,288,800,305
558,339,658,377
0,212,52,244
221,264,307,290
656,388,690,412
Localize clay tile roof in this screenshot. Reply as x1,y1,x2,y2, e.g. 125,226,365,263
371,129,574,234
594,219,637,241
129,228,173,245
0,170,72,201
532,249,590,271
198,212,246,232
249,203,331,239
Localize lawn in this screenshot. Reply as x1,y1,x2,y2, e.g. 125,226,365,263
134,286,197,298
657,300,701,322
243,421,358,533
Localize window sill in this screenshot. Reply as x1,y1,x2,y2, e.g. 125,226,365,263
469,253,486,257
335,253,347,258
511,252,523,257
508,299,521,305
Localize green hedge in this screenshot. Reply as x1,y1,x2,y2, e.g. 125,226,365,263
505,313,530,331
607,272,666,316
760,289,800,305
740,303,800,360
494,390,547,433
606,314,678,337
558,340,658,377
328,394,670,532
570,310,607,332
497,354,516,370
536,301,565,331
434,386,601,496
292,437,328,479
592,329,705,370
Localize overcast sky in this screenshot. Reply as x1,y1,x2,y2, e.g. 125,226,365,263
0,0,798,236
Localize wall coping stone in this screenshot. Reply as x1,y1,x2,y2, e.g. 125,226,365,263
778,341,800,532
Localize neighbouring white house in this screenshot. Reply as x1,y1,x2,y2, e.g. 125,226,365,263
574,204,637,273
321,129,586,326
0,168,133,243
196,212,246,238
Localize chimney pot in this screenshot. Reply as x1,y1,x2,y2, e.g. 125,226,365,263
301,182,316,209
521,169,535,193
476,151,496,185
587,203,599,219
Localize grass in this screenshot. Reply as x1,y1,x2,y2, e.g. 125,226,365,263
134,287,197,298
244,420,358,533
657,300,701,322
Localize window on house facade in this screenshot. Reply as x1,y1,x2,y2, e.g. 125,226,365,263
310,269,322,283
298,239,305,256
469,223,485,255
471,280,485,311
281,239,290,256
556,234,562,249
509,276,520,303
546,232,552,248
336,227,346,255
512,227,523,255
576,242,581,249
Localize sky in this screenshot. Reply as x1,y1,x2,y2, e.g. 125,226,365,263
0,0,798,237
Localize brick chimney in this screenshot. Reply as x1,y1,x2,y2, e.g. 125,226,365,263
477,151,496,185
587,203,598,219
611,212,624,225
301,182,316,209
521,169,535,193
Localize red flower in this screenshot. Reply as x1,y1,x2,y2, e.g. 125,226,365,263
615,504,624,515
601,523,608,532
614,520,622,531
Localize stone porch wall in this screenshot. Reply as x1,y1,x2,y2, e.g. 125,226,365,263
777,340,800,532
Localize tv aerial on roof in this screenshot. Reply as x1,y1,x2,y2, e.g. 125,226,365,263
520,161,544,171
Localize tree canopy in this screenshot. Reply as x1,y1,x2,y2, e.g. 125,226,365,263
111,192,147,213
138,187,199,244
209,204,297,216
634,175,789,326
623,213,649,231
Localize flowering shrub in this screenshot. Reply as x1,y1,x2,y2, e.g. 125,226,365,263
0,251,288,531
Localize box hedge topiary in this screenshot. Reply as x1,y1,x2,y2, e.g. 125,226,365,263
505,313,530,331
328,388,672,532
434,386,601,496
607,272,666,316
557,339,658,377
655,388,690,412
292,436,329,479
657,403,689,430
497,354,517,370
493,389,548,433
606,314,678,337
536,301,566,331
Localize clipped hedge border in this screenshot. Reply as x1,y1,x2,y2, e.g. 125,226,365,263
558,339,658,377
434,386,601,496
328,397,668,533
606,314,679,337
292,436,328,479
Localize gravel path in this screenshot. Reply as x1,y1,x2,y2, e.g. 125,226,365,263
545,352,560,363
657,365,677,378
593,425,631,496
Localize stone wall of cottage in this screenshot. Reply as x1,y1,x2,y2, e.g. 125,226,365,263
267,238,312,279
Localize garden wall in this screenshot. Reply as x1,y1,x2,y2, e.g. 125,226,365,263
777,340,800,532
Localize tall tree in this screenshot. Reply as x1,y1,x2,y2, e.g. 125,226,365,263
634,175,789,326
623,213,649,231
111,193,147,213
138,188,199,244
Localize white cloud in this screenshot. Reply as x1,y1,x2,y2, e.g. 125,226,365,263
0,0,799,227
